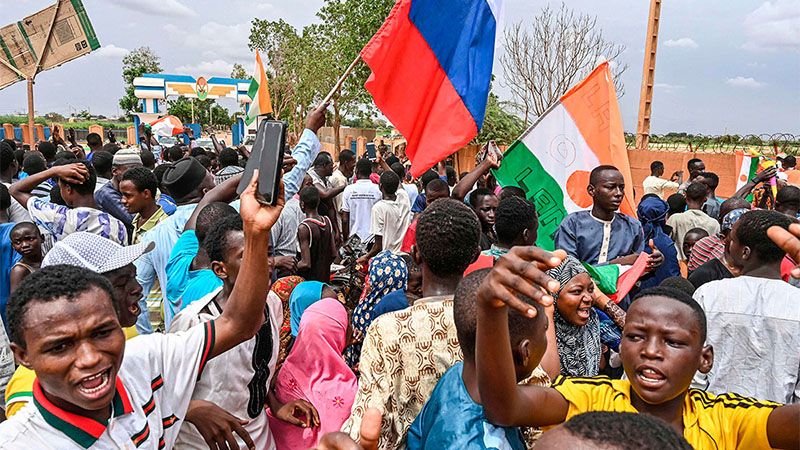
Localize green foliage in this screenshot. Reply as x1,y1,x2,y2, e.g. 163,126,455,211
119,47,162,118
166,96,233,127
0,115,131,129
474,90,526,146
230,63,248,80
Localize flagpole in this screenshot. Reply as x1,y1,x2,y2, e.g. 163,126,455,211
319,54,362,107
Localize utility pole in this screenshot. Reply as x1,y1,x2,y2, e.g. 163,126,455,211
635,0,662,150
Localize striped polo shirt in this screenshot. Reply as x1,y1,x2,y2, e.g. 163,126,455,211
0,321,214,449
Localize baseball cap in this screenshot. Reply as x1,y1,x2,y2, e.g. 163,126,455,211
42,232,154,274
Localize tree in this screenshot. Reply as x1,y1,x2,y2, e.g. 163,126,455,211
316,0,394,149
500,4,628,124
474,88,526,146
230,63,248,80
119,47,162,118
167,96,233,127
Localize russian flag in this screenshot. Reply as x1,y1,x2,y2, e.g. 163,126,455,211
361,0,502,177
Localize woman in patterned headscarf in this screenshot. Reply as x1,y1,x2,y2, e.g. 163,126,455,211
345,251,408,367
547,256,626,377
271,276,304,367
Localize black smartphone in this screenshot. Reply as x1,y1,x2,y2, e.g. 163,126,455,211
237,120,287,205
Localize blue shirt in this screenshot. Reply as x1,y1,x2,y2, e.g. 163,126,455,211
165,230,222,312
407,362,526,450
135,204,198,331
411,193,427,213
94,182,134,226
0,224,20,330
283,129,321,200
157,192,177,215
554,211,645,265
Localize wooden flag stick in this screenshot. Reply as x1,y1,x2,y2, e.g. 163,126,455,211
319,54,362,107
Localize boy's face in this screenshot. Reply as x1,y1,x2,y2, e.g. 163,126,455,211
10,226,42,258
119,180,152,215
682,233,703,259
103,264,143,328
726,222,748,268
475,195,498,228
12,287,126,414
620,295,712,407
588,170,625,212
211,230,245,288
515,312,549,381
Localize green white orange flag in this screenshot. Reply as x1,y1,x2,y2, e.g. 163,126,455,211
735,150,760,192
583,253,649,303
492,62,635,250
245,51,273,125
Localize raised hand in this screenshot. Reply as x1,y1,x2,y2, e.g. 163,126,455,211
306,102,329,133
239,169,285,235
646,239,664,272
768,223,800,278
315,408,381,450
477,246,566,317
53,163,90,184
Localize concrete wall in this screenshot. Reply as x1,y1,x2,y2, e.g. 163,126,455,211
449,146,739,200
627,150,737,200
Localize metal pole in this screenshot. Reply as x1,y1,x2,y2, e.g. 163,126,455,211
27,78,35,145
635,0,662,150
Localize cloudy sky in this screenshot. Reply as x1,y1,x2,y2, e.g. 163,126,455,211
1,0,798,135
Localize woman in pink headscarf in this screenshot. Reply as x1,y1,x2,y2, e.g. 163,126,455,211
268,298,358,449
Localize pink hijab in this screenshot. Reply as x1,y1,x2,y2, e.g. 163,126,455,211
268,298,357,448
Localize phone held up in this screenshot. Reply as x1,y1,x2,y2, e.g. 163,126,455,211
237,120,288,205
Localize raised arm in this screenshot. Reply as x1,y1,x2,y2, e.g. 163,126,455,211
10,163,88,208
476,246,570,427
209,172,283,358
766,404,799,450
283,103,327,199
732,166,776,199
184,173,243,232
452,151,500,201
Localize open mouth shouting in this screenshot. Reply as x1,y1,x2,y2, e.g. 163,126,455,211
76,368,114,402
634,365,667,390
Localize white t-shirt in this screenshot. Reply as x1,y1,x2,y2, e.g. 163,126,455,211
169,287,283,450
693,276,800,404
329,169,349,215
342,179,381,241
0,323,213,449
402,183,419,208
370,196,411,253
642,175,679,198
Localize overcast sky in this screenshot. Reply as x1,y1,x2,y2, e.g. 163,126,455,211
1,0,798,135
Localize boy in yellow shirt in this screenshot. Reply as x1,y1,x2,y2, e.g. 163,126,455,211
475,246,799,450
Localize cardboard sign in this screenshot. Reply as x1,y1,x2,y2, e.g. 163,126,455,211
0,0,99,89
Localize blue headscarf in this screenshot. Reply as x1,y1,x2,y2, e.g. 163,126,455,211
637,195,670,240
289,281,325,336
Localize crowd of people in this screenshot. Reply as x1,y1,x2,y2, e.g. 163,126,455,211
0,105,798,450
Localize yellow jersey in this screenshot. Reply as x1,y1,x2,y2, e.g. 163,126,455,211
4,326,138,417
552,376,780,450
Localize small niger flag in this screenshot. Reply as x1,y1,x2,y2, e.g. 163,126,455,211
245,52,273,125
583,252,649,303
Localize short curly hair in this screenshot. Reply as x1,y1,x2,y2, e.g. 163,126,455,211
495,196,538,246
416,198,480,276
633,286,706,342
121,167,158,198
203,214,244,264
734,209,792,263
7,265,115,347
560,411,692,450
